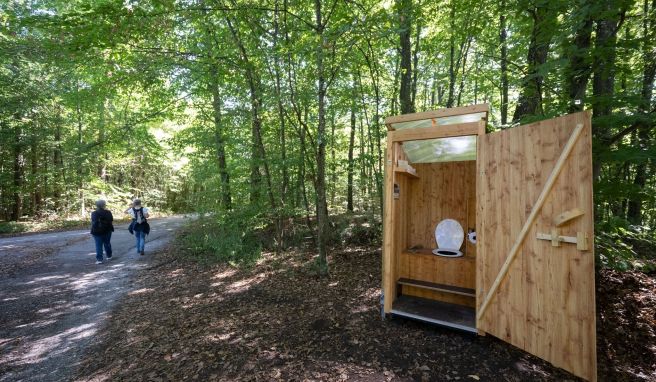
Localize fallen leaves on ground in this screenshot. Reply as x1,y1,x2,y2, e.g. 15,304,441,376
597,269,656,381
74,244,654,381
0,247,55,278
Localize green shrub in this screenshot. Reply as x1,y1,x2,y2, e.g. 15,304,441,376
338,214,382,246
0,221,27,234
178,208,265,266
596,217,656,273
0,218,91,235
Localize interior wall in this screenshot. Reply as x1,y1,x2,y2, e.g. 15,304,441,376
406,161,477,257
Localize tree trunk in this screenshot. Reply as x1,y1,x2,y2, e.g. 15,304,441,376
513,1,556,122
97,99,107,181
347,78,356,212
314,0,329,272
565,0,594,113
11,123,23,221
430,72,437,108
358,116,368,211
210,65,232,211
298,113,314,234
225,17,275,209
42,150,48,213
362,39,385,215
30,127,40,216
411,19,421,107
397,0,414,114
456,36,472,106
447,1,456,108
76,93,84,217
499,0,509,124
53,118,63,212
627,0,655,224
273,0,288,205
591,0,626,181
330,111,337,206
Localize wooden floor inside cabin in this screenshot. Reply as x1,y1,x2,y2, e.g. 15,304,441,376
391,295,476,333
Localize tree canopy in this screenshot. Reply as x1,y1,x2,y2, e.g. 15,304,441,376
1,0,654,271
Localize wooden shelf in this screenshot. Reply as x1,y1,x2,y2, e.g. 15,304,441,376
391,295,476,333
398,278,475,298
394,168,419,178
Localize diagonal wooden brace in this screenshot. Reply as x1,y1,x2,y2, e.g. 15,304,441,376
476,123,584,323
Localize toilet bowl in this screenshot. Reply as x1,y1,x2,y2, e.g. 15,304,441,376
431,219,464,257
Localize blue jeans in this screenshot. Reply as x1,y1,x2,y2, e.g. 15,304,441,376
135,230,146,253
93,232,112,261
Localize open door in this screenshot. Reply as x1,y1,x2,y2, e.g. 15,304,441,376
476,111,596,381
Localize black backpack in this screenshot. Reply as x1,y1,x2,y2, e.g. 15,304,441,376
92,211,112,234
133,208,147,224
97,217,109,230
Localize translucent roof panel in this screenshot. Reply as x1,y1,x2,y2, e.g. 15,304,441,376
402,136,477,163
390,112,486,130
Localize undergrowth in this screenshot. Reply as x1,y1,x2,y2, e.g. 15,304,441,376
176,210,382,268
596,217,656,273
0,218,90,235
177,209,266,267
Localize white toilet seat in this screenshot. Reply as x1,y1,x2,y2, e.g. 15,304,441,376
433,219,464,257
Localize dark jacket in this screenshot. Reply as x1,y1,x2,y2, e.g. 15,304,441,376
91,209,115,235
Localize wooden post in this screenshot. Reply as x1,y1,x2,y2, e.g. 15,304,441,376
382,140,395,313
551,227,560,247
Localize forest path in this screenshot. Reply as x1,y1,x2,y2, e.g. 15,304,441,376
0,215,189,382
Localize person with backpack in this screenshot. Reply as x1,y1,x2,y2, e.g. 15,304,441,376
90,199,114,264
126,199,150,256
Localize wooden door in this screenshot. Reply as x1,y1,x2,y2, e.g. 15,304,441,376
476,111,596,381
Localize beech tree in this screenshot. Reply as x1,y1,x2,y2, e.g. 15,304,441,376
1,0,654,269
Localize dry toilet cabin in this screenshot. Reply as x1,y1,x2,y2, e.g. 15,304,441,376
381,104,596,381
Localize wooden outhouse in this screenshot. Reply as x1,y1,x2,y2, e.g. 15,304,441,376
381,105,596,381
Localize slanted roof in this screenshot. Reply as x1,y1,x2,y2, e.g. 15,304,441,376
384,104,488,164
385,104,489,131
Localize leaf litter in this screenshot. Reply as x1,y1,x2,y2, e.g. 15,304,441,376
74,244,655,381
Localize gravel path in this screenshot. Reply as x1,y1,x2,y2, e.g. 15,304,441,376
0,216,189,382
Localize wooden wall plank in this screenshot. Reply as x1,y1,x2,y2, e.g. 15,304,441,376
399,250,476,288
476,112,596,381
382,142,395,313
407,161,476,257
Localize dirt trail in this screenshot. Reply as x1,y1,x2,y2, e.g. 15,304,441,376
0,216,188,382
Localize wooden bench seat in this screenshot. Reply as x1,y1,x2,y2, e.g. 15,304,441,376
397,277,475,298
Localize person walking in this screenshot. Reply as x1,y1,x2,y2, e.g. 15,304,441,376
90,199,114,264
126,199,150,256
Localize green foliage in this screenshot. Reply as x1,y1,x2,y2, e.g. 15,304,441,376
335,214,382,246
178,209,266,267
596,218,656,272
0,221,27,235
2,0,655,275
0,218,91,235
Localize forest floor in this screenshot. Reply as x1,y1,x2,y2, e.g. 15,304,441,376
71,237,656,381
596,269,656,381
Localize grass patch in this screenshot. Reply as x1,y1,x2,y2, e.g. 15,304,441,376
0,219,90,236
